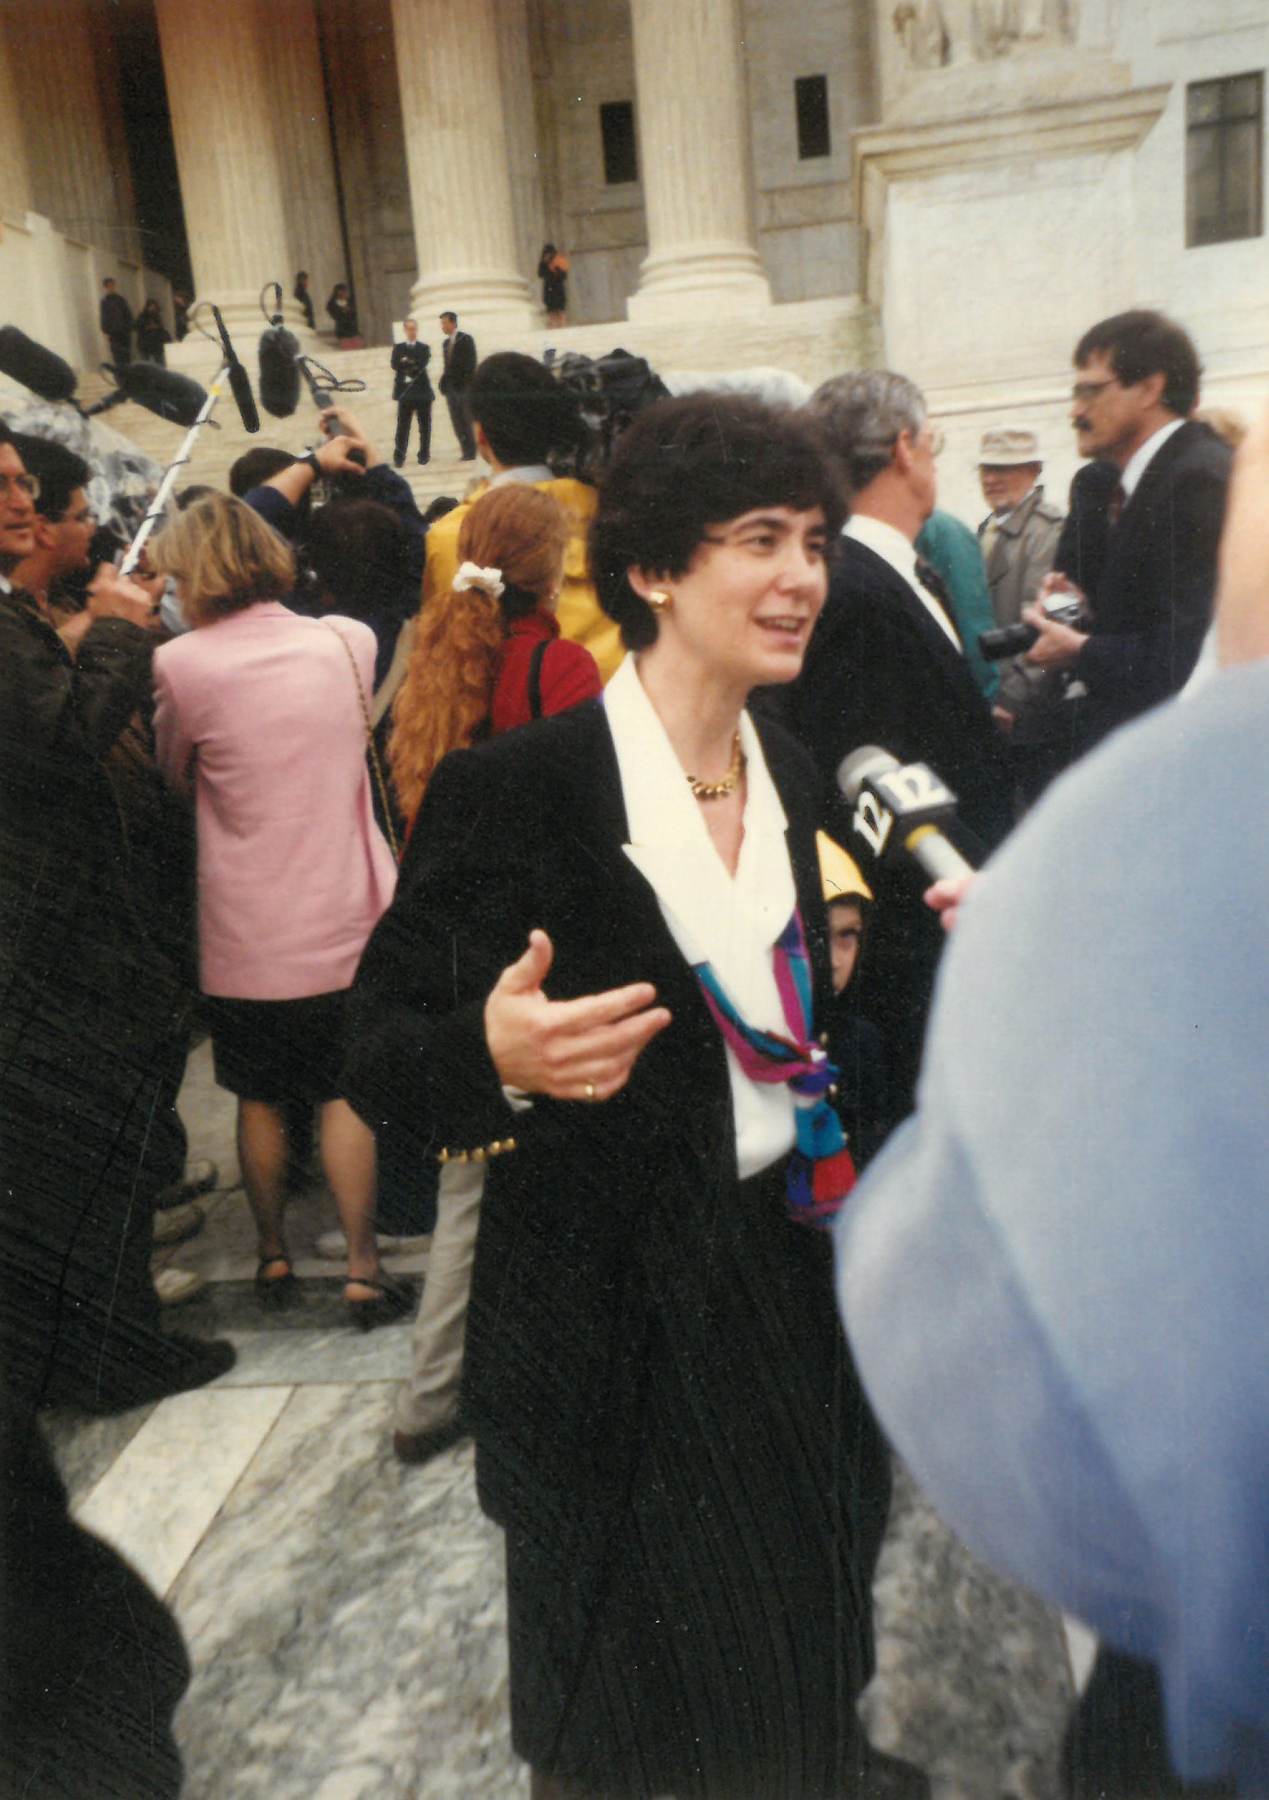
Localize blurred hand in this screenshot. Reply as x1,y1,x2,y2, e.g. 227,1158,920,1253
86,564,155,628
1215,397,1269,670
314,433,367,477
924,873,978,933
319,406,377,466
1022,601,1087,671
485,929,672,1101
1036,570,1083,607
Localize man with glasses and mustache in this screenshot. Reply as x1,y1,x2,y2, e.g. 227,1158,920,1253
1023,310,1232,759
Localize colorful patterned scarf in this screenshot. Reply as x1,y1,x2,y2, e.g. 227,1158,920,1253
692,910,856,1228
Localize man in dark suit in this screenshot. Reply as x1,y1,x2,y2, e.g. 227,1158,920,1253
437,310,477,459
782,370,1013,1116
98,277,133,368
390,316,434,467
1023,310,1231,757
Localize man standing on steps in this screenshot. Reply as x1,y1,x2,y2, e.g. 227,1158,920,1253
437,311,477,460
390,317,434,468
99,277,134,368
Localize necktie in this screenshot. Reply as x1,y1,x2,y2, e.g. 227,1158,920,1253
1108,481,1127,527
914,557,961,643
981,516,1001,563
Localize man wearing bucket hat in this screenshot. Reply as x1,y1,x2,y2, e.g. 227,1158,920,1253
977,427,1064,646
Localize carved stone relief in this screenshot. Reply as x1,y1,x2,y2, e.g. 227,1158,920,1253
892,0,1079,68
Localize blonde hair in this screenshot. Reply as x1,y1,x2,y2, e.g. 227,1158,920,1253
150,492,295,626
389,485,568,824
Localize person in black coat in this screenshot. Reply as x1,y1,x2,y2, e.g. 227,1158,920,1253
294,269,316,331
437,310,478,458
1023,310,1232,758
135,298,171,365
327,281,359,342
0,423,235,1414
390,316,434,466
778,370,1014,1117
346,394,927,1800
98,277,133,367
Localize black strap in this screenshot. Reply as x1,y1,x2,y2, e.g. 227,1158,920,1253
527,638,549,721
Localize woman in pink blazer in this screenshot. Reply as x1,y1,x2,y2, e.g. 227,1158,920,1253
152,494,407,1326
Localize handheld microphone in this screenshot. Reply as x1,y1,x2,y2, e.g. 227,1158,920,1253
836,746,976,884
211,304,260,434
0,326,79,405
86,361,209,428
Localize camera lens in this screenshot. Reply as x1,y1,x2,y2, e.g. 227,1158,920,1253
978,623,1039,660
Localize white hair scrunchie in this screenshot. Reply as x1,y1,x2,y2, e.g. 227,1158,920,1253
452,560,505,599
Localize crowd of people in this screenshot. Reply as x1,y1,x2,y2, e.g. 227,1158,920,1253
1,299,1262,1799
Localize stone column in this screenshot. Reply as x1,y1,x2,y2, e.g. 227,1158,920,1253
495,0,548,305
154,0,311,339
0,7,32,218
259,0,347,326
3,0,137,264
626,0,771,322
390,0,538,334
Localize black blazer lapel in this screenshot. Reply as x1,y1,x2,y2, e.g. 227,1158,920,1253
850,538,972,692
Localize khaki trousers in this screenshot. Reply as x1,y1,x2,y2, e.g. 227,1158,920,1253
393,1157,484,1434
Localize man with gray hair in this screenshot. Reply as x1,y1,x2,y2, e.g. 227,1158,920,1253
782,369,1013,1115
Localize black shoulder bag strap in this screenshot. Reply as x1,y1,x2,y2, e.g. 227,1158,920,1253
528,638,550,721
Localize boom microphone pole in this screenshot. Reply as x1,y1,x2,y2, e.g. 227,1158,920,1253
117,363,228,579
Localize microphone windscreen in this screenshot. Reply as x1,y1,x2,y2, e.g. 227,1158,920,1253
118,361,208,427
0,326,78,403
227,359,261,434
258,326,301,418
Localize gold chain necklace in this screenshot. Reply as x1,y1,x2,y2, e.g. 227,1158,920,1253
687,733,745,801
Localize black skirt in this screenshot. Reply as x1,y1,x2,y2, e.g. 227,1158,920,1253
202,990,350,1104
503,1162,891,1800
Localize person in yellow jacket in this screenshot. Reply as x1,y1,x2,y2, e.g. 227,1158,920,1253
417,352,623,682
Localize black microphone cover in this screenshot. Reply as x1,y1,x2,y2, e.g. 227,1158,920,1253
258,325,302,418
117,361,208,427
0,326,78,403
227,358,261,434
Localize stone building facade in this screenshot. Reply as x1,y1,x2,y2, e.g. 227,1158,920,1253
1,0,1267,517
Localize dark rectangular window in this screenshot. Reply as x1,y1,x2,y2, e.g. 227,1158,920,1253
1187,73,1263,246
600,100,638,186
795,74,831,161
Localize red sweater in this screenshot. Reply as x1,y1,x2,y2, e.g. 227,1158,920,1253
489,608,602,735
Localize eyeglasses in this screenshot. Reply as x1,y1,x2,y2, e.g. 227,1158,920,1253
0,471,39,501
1071,379,1118,405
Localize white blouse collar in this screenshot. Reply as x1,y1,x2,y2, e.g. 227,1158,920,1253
603,653,794,968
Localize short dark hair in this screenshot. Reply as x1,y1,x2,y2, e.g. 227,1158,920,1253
12,434,90,521
1075,310,1201,417
440,311,457,325
304,497,406,618
102,278,115,289
591,392,846,651
229,447,295,497
468,351,583,467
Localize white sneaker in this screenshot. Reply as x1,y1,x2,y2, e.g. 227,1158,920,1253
315,1230,431,1261
153,1266,207,1306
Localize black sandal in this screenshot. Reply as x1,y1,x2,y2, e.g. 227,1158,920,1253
344,1271,416,1333
255,1254,299,1309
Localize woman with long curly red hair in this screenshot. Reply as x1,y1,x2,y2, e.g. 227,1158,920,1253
382,481,600,1462
389,482,601,830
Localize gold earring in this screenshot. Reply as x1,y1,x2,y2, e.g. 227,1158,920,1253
648,589,671,612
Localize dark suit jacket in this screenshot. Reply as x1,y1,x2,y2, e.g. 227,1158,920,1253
776,533,1014,1114
346,697,832,1546
1054,457,1120,599
438,329,476,395
1069,420,1231,751
391,339,433,404
99,291,132,339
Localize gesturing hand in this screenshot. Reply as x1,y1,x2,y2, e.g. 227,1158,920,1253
485,930,672,1102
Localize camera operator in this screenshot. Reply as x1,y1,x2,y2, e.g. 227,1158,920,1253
1019,311,1231,759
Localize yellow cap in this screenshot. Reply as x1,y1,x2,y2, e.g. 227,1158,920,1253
817,829,873,904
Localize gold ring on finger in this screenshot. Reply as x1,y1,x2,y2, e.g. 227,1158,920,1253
585,1081,596,1102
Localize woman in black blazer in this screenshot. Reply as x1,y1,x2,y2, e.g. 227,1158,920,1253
347,396,926,1800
